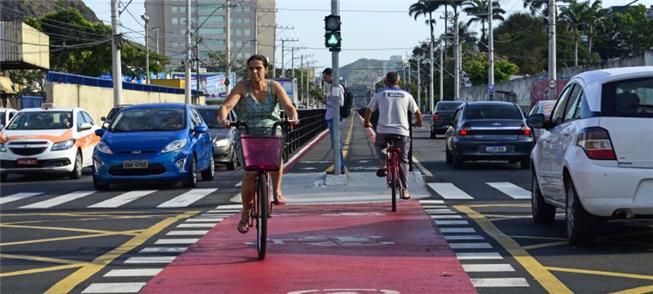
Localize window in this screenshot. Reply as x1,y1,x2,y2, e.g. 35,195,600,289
550,84,574,124
243,18,251,24
172,18,178,25
199,28,224,35
463,104,522,120
82,112,95,125
572,93,593,120
563,86,583,122
601,77,653,118
243,29,251,36
204,16,224,25
234,29,242,37
199,4,221,15
76,112,85,130
171,6,178,13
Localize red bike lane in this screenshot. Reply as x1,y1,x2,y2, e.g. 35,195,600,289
141,201,476,293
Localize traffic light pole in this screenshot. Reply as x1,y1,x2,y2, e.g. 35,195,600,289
331,0,342,176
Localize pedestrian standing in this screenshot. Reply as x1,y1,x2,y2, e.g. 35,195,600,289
319,68,347,174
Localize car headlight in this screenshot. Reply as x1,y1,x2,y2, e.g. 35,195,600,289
0,144,6,152
96,141,113,154
51,139,76,151
213,138,230,148
162,138,187,153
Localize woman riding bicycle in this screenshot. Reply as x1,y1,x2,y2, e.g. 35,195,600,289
218,54,299,233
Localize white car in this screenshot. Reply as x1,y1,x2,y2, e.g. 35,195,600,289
527,66,653,246
0,106,100,181
0,107,18,129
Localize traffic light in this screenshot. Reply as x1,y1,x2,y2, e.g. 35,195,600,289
324,15,341,52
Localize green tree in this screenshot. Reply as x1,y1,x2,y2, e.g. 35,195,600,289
463,0,505,51
494,13,548,74
463,52,519,86
409,0,442,59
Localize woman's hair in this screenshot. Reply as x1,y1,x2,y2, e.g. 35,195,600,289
246,54,268,68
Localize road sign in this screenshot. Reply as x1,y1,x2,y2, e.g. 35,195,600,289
548,79,557,89
488,84,495,94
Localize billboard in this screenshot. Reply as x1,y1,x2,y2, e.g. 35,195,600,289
171,72,237,101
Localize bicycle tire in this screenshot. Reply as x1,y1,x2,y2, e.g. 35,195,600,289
256,172,268,260
389,154,397,212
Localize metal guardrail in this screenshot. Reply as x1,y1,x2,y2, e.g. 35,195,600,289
281,109,327,161
47,72,200,95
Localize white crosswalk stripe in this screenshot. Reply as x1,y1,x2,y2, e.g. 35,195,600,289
124,256,176,264
471,278,529,287
89,190,157,208
104,268,162,277
449,242,493,249
487,182,531,199
0,192,43,205
82,282,146,293
444,235,485,241
20,191,95,209
456,252,503,260
463,264,515,272
166,230,209,236
157,188,217,208
139,247,188,253
427,183,474,199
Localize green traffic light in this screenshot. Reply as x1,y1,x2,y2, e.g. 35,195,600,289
327,34,339,46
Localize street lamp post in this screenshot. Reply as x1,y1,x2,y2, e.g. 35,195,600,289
141,14,150,84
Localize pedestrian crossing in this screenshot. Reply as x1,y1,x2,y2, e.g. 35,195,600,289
427,181,531,200
0,188,223,210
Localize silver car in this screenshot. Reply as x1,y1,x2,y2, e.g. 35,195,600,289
194,106,238,170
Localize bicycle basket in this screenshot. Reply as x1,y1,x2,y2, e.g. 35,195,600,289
239,134,284,171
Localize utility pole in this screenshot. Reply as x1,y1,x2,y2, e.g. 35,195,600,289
279,38,298,78
111,0,122,106
260,24,293,78
153,28,159,54
429,23,435,112
454,12,460,101
291,47,295,79
488,0,495,101
407,60,411,84
548,0,557,100
440,12,449,102
226,0,232,94
184,0,192,104
417,57,421,110
142,14,150,84
194,0,200,102
330,0,342,175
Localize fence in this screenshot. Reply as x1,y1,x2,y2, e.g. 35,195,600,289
47,72,199,95
281,109,327,161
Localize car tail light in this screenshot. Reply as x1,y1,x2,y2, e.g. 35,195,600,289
577,127,616,160
521,124,532,137
458,126,471,136
432,113,441,121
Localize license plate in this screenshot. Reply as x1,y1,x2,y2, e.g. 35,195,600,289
17,158,38,166
123,160,149,169
485,145,508,153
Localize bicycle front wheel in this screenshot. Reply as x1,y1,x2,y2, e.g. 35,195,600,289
256,172,269,260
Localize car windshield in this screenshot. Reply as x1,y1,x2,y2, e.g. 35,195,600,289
197,109,222,128
464,104,522,120
110,108,186,132
602,77,653,118
437,102,462,111
6,111,73,130
0,111,5,126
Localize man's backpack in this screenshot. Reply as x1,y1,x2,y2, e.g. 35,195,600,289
340,83,353,118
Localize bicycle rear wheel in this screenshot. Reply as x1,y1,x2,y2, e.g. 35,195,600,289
388,154,397,212
256,172,268,260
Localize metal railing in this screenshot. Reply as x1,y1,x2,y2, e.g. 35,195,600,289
281,109,326,161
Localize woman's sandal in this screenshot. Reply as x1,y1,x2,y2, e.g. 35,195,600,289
237,218,249,234
272,194,287,205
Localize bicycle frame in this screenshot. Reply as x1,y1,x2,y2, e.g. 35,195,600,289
386,141,403,212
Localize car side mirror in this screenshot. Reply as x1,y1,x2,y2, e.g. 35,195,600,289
526,114,546,129
95,128,105,137
80,122,93,131
194,125,209,134
100,116,107,121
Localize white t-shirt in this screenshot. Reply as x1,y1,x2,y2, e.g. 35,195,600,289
367,87,418,136
323,82,344,120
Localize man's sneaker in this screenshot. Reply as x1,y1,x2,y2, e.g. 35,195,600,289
376,168,386,177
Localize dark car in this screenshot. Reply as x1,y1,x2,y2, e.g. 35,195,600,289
193,105,238,170
101,104,131,128
431,101,463,138
444,101,534,169
526,100,556,141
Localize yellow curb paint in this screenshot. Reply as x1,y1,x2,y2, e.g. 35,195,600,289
468,203,532,208
545,266,653,281
326,117,354,173
522,241,569,250
610,284,653,294
0,253,86,265
508,235,568,241
455,205,572,294
0,264,83,278
0,224,141,235
0,230,143,247
44,210,197,294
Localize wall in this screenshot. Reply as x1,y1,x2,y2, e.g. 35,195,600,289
460,50,653,109
46,82,205,123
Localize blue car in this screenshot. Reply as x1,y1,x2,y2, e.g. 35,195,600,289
92,103,214,190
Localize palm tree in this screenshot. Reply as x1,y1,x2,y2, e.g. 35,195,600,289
582,0,605,53
409,0,442,52
463,0,505,51
559,0,588,66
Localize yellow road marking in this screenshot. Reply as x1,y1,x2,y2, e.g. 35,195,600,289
44,210,197,294
545,266,653,281
0,230,142,247
0,253,87,265
455,205,572,294
484,214,532,219
0,264,82,278
468,203,531,208
0,224,141,236
610,284,653,294
522,241,569,250
508,235,567,241
3,214,174,226
326,117,354,173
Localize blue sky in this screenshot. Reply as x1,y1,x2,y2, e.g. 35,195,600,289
85,0,650,71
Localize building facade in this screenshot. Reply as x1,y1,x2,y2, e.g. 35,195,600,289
145,0,275,70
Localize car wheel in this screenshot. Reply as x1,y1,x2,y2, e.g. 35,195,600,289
445,145,453,165
520,159,531,169
201,156,215,181
531,173,555,224
69,151,83,179
430,130,436,139
452,153,464,169
93,175,110,191
182,156,197,188
226,149,237,170
1,173,7,182
566,179,596,246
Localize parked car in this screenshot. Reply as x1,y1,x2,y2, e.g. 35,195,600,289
527,100,557,140
0,106,100,181
431,101,463,138
527,67,653,246
445,101,534,169
0,107,18,129
100,104,131,128
92,103,214,190
193,105,238,170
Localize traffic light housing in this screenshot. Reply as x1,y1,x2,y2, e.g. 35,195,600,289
324,15,341,52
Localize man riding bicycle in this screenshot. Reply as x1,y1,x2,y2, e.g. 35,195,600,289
364,72,423,200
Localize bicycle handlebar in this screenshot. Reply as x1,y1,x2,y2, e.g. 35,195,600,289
229,119,299,136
